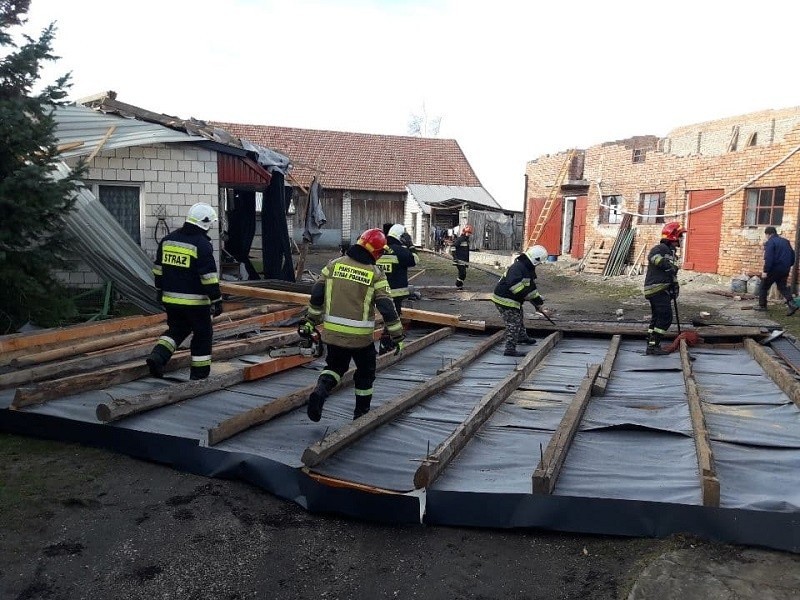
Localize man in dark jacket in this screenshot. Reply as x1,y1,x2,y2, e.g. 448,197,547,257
491,245,548,357
643,221,684,355
451,224,473,288
756,226,797,315
376,224,418,354
302,228,405,422
146,203,222,380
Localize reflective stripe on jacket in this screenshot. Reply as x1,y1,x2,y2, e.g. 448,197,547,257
491,254,542,309
308,247,402,348
153,224,220,307
644,241,677,298
376,239,417,298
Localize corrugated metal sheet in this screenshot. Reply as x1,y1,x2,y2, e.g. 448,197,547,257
406,184,501,213
218,154,271,188
53,105,207,158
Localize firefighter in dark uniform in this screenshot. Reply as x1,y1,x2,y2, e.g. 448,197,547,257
302,228,405,421
376,223,418,354
491,245,548,356
451,223,473,288
644,221,685,355
146,203,222,380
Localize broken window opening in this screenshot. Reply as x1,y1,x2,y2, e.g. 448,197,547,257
638,192,665,224
600,195,623,225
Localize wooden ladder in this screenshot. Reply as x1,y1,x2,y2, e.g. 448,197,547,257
526,149,575,249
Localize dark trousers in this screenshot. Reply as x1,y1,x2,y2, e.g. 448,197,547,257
323,342,377,395
759,270,793,307
150,305,213,378
455,264,467,286
647,291,673,337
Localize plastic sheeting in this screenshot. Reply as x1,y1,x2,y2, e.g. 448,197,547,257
55,162,160,314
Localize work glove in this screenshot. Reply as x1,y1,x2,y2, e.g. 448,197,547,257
298,319,316,339
210,299,223,317
531,296,545,308
669,282,680,299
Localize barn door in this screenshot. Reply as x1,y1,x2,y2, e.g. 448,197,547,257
527,196,563,256
683,189,723,273
570,195,587,259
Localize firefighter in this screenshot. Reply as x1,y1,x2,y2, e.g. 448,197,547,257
644,221,685,355
491,245,548,357
302,228,405,422
376,223,418,354
451,224,473,288
146,203,222,380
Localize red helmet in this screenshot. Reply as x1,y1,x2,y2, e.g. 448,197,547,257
661,221,686,242
463,224,474,235
356,228,388,261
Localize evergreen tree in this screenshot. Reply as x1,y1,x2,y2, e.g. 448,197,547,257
0,0,84,332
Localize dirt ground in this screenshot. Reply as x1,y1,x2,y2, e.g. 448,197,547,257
0,249,795,600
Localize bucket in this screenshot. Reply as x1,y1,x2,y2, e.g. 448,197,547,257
731,277,748,294
547,255,558,262
746,276,761,296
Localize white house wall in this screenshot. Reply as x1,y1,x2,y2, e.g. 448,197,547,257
60,142,219,288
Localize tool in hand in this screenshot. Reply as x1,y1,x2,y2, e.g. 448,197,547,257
536,307,556,325
269,322,324,358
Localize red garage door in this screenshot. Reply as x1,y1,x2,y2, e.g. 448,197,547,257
683,189,723,273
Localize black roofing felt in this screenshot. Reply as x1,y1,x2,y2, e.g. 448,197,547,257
1,333,798,552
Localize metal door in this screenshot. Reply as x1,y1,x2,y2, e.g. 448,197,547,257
684,189,723,273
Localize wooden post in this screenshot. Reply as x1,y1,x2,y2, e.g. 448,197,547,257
680,340,720,507
532,364,601,494
592,335,621,395
414,332,562,489
301,369,462,467
745,337,800,407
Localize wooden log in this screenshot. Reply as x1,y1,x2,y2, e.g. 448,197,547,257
0,307,302,389
219,282,485,331
414,332,562,489
12,330,299,409
436,330,505,374
95,354,314,423
744,337,800,407
592,335,621,395
532,364,601,494
0,313,166,355
302,368,462,467
680,340,720,507
202,327,454,446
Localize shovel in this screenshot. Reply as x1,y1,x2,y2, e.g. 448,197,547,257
536,307,557,326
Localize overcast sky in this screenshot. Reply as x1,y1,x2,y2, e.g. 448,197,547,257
23,0,800,211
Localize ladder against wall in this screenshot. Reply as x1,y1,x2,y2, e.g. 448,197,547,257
526,149,576,249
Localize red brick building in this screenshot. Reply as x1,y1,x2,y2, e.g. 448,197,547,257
524,106,800,277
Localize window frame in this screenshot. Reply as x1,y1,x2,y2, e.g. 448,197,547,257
632,148,645,163
90,182,145,246
599,195,623,225
638,192,666,224
744,186,785,227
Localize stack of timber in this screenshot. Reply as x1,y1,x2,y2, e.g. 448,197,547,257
582,247,612,275
602,213,635,278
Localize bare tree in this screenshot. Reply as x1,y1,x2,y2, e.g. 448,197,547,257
407,102,442,137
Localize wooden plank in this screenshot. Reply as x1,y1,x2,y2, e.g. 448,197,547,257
0,313,166,355
220,281,485,331
436,330,505,373
202,327,455,446
86,125,117,161
532,364,601,494
680,340,720,507
302,368,462,467
744,338,800,408
414,332,562,489
592,335,621,395
12,330,299,409
95,354,313,423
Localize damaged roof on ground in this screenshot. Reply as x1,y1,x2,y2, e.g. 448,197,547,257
1,284,798,553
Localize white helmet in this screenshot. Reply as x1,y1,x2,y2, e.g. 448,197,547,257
387,223,406,240
525,245,548,265
186,203,218,231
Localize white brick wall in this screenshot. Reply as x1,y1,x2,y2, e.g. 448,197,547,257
56,142,220,290
342,192,352,243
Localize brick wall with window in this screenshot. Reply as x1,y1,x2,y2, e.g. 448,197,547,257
525,107,800,276
57,142,219,288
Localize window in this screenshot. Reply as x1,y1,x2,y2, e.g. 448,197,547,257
632,149,645,163
599,195,623,224
638,192,665,224
745,186,784,226
97,185,142,245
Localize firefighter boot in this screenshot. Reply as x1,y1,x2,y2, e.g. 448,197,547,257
145,345,171,378
353,395,372,420
503,347,526,357
307,374,337,422
646,332,669,356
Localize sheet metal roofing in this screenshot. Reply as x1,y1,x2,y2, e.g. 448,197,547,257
53,104,207,159
406,183,501,213
211,122,484,193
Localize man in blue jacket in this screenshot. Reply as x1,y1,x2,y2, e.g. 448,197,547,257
756,226,797,315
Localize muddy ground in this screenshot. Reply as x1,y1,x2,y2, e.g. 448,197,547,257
0,249,796,600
